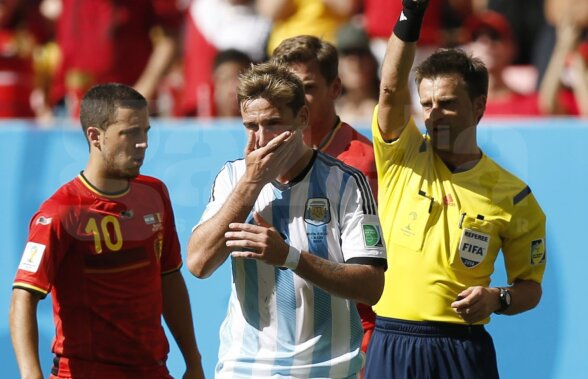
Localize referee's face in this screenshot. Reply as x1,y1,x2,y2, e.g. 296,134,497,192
419,74,484,154
241,97,307,149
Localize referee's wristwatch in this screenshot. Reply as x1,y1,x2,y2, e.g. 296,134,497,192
495,287,512,314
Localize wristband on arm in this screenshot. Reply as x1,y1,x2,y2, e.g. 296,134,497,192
393,0,429,42
283,245,301,270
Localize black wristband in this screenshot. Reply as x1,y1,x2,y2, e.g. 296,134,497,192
393,0,429,42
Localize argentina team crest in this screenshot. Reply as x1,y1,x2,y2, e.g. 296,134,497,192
304,198,331,226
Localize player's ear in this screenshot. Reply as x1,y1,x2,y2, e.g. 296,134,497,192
296,105,310,130
87,126,102,149
473,95,487,124
330,77,342,100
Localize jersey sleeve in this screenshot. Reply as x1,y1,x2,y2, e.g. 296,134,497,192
13,202,71,298
159,181,183,275
339,170,387,268
194,162,235,229
501,188,547,284
371,106,424,181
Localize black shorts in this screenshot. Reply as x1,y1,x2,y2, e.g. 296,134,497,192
364,316,499,379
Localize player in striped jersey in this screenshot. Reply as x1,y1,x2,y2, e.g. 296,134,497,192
187,62,386,378
271,35,379,355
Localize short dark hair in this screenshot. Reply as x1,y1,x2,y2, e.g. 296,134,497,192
271,35,339,84
80,83,147,137
415,49,489,101
237,61,306,117
213,49,253,72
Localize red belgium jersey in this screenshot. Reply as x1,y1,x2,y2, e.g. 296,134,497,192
13,174,182,378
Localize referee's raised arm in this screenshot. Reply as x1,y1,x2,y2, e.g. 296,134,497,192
377,0,429,141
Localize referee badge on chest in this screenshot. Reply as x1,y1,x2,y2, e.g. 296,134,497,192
304,198,331,226
458,228,490,268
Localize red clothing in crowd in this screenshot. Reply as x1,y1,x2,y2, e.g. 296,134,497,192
363,0,443,45
52,0,182,108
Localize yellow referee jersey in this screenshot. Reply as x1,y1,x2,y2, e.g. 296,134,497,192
372,111,546,324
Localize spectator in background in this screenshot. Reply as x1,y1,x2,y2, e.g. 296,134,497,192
271,35,379,355
180,0,270,117
0,0,53,118
569,41,588,116
51,0,183,117
258,0,361,56
465,11,542,116
335,23,380,123
538,0,588,116
482,0,546,67
212,49,252,118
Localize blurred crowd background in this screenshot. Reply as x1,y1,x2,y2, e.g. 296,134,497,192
1,0,587,123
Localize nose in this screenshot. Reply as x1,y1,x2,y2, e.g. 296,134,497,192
256,128,273,147
135,140,148,149
428,105,443,122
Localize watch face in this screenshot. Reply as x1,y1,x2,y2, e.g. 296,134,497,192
504,290,512,306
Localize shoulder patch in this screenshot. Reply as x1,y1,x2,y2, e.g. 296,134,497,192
362,223,384,248
35,216,52,225
18,242,46,273
530,238,546,265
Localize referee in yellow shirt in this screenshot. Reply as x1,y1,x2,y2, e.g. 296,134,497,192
364,1,547,378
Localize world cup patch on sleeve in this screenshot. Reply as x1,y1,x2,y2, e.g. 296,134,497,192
458,229,490,268
530,238,546,265
18,242,46,273
362,223,384,248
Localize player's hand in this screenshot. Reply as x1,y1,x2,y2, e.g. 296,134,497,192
451,286,499,324
225,212,289,267
243,129,299,186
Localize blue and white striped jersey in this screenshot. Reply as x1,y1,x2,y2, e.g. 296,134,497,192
198,151,386,378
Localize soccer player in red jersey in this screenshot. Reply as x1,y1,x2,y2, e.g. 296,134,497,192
9,83,204,379
271,35,378,355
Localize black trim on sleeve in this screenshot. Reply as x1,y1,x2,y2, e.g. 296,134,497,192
346,257,388,270
12,285,48,299
318,153,377,215
513,186,532,205
161,263,183,276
